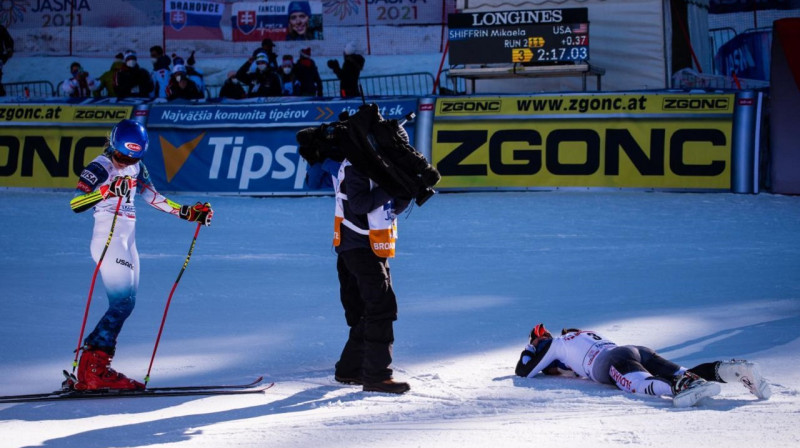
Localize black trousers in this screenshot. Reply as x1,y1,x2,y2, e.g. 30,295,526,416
335,248,398,383
601,345,681,383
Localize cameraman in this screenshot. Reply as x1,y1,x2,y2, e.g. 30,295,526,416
61,62,100,98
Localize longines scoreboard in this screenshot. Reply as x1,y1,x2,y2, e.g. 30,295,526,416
448,8,590,65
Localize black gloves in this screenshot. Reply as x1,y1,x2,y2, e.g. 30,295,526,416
179,202,214,226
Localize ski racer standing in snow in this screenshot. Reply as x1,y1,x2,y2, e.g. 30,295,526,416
332,147,411,394
516,324,771,407
69,119,213,390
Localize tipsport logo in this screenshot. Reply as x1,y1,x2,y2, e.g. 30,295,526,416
158,133,308,191
159,133,205,182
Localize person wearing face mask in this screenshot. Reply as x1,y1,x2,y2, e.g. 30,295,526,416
61,62,100,98
172,52,206,94
235,52,282,98
150,45,170,69
219,70,246,100
166,65,204,101
115,50,154,99
279,55,299,96
251,39,278,72
94,53,124,98
293,47,323,97
149,46,172,99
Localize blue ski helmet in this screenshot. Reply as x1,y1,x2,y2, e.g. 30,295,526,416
110,119,148,159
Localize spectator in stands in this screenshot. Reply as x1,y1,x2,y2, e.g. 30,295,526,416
251,38,278,72
219,70,246,100
0,24,14,97
61,62,100,98
149,47,171,100
236,52,282,98
95,53,124,98
186,51,206,93
115,50,154,99
294,48,323,97
279,55,299,96
286,1,322,41
327,42,364,98
150,46,171,70
171,53,206,95
166,64,204,101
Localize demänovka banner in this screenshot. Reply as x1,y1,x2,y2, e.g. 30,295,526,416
165,0,225,40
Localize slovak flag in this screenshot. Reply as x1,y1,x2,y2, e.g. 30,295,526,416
170,11,187,31
164,0,224,40
231,1,290,42
237,10,257,35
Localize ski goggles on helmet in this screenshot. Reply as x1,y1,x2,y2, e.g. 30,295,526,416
529,323,551,344
112,150,139,166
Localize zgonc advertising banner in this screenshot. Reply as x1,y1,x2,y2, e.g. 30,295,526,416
0,104,134,189
431,93,739,190
144,98,418,194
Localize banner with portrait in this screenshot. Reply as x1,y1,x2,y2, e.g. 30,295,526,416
231,1,324,42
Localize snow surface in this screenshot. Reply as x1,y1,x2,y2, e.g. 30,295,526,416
1,190,800,448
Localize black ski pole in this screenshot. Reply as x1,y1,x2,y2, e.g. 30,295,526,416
144,222,203,387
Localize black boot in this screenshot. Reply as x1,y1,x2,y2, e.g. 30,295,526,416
363,379,410,394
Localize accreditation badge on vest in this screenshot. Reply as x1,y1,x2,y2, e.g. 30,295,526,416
367,202,397,258
369,226,397,258
334,215,343,247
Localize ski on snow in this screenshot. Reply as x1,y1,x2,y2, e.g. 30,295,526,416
0,374,273,404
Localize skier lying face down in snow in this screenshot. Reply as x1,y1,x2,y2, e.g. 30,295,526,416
514,324,771,407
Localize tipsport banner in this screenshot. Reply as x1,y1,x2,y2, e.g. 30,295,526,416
164,0,225,40
145,98,418,194
145,127,312,193
232,1,324,42
146,99,417,128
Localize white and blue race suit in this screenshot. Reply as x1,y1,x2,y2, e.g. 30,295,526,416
70,152,182,351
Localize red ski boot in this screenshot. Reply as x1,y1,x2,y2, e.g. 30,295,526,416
74,348,145,391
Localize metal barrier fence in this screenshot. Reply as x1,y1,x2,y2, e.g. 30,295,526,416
439,69,468,95
321,72,436,97
7,72,442,100
2,81,56,98
709,27,737,74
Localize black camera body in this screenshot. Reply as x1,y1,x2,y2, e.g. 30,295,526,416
297,104,440,206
